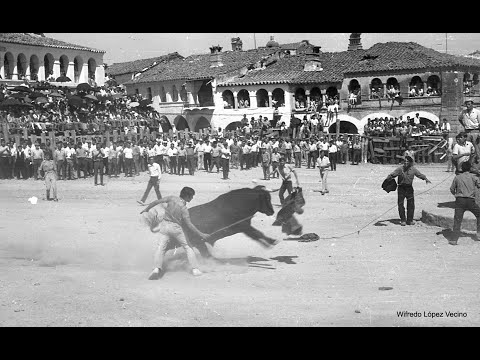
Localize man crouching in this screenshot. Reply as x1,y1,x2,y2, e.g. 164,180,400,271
140,186,210,280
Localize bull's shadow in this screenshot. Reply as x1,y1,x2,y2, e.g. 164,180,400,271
212,255,299,269
436,228,478,243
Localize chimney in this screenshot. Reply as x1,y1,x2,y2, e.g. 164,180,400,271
209,45,223,68
231,37,243,51
348,33,363,51
304,51,322,72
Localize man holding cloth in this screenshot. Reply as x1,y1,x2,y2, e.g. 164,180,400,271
384,155,431,226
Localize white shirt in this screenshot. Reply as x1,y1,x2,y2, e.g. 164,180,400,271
147,148,156,158
167,147,178,157
221,147,231,159
203,144,212,153
65,147,75,159
453,141,475,164
123,147,133,159
148,162,162,177
317,156,330,170
328,144,338,153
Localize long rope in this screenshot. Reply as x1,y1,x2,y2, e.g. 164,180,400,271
316,171,455,240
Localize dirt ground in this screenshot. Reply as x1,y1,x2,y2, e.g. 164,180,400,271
1,160,479,327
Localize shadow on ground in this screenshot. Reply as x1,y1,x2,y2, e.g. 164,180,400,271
437,201,456,209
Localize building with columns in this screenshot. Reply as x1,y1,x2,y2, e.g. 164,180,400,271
0,33,105,86
126,34,480,135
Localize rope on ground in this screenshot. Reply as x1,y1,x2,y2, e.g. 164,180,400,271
316,171,456,241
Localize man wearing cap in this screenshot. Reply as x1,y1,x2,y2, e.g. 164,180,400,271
384,155,431,226
458,99,480,156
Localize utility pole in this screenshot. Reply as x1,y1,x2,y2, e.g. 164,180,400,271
254,33,257,49
445,33,448,54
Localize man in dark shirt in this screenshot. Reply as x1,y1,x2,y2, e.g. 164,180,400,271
140,187,210,280
449,161,480,245
385,155,431,226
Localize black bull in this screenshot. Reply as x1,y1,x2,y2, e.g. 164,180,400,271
165,186,278,258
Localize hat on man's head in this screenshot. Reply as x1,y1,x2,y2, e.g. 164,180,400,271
405,155,414,163
465,98,474,104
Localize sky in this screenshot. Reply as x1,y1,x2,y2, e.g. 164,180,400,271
44,33,480,65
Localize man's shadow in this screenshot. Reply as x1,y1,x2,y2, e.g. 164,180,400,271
213,255,298,270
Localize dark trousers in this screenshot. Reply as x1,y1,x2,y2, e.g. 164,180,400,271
210,156,221,172
133,155,141,175
86,158,94,176
117,155,124,173
0,157,9,179
56,159,66,179
124,158,133,176
169,156,177,174
307,151,317,168
222,158,229,179
94,160,104,185
398,185,414,222
329,152,337,171
66,159,76,179
271,161,278,178
177,156,186,175
279,180,293,205
453,197,480,234
187,155,195,175
33,158,43,180
294,152,301,168
204,153,212,171
239,153,245,170
108,158,118,177
353,149,361,164
286,149,292,164
262,163,270,179
140,176,162,203
77,158,87,178
14,162,27,179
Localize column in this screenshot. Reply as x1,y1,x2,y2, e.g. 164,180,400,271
82,63,89,83
166,91,173,103
38,60,45,81
305,89,310,107
53,60,61,80
383,84,387,98
96,64,105,86
233,92,238,109
187,91,195,105
0,51,5,79
249,91,255,108
176,84,183,103
423,82,427,96
67,61,75,83
268,92,272,107
12,59,18,80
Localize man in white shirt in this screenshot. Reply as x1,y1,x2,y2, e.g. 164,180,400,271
220,140,231,180
203,141,212,171
64,143,77,180
317,150,331,195
123,142,134,177
458,99,480,156
167,143,178,174
452,133,475,173
137,157,162,205
195,139,205,170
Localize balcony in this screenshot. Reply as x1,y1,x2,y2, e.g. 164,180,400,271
341,95,443,111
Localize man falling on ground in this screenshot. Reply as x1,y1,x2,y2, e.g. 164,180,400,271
270,157,300,205
140,187,210,280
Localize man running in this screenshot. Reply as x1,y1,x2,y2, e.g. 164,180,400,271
137,157,162,205
270,157,300,205
140,187,210,280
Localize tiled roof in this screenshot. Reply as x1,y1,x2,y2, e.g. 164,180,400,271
106,52,183,76
0,33,104,53
219,50,366,86
127,48,277,84
344,42,480,74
